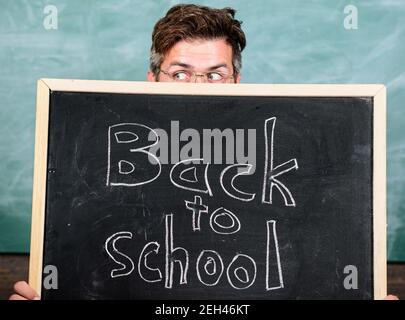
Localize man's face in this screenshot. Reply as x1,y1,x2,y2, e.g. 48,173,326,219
147,38,241,83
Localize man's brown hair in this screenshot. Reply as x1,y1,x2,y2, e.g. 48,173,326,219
150,4,246,77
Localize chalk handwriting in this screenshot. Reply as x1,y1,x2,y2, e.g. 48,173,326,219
184,195,208,231
220,163,256,201
262,117,298,206
105,231,135,278
105,216,283,291
170,158,213,196
104,117,293,293
107,123,162,187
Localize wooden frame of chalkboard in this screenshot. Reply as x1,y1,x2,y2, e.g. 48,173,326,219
29,78,386,299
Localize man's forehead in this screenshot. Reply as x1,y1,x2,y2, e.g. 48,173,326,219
161,38,233,70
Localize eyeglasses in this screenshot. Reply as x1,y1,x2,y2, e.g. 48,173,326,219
158,69,234,83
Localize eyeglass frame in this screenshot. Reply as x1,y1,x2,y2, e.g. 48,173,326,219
158,68,235,83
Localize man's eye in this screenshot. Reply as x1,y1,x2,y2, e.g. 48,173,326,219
207,72,224,81
173,71,189,81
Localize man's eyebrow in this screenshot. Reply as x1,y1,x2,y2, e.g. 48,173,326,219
168,61,230,70
168,61,192,69
207,63,229,70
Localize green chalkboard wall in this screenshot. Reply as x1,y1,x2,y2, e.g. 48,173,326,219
0,0,404,260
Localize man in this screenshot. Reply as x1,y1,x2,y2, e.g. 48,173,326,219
10,4,398,300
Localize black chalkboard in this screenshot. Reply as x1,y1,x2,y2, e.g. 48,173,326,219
30,80,387,300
